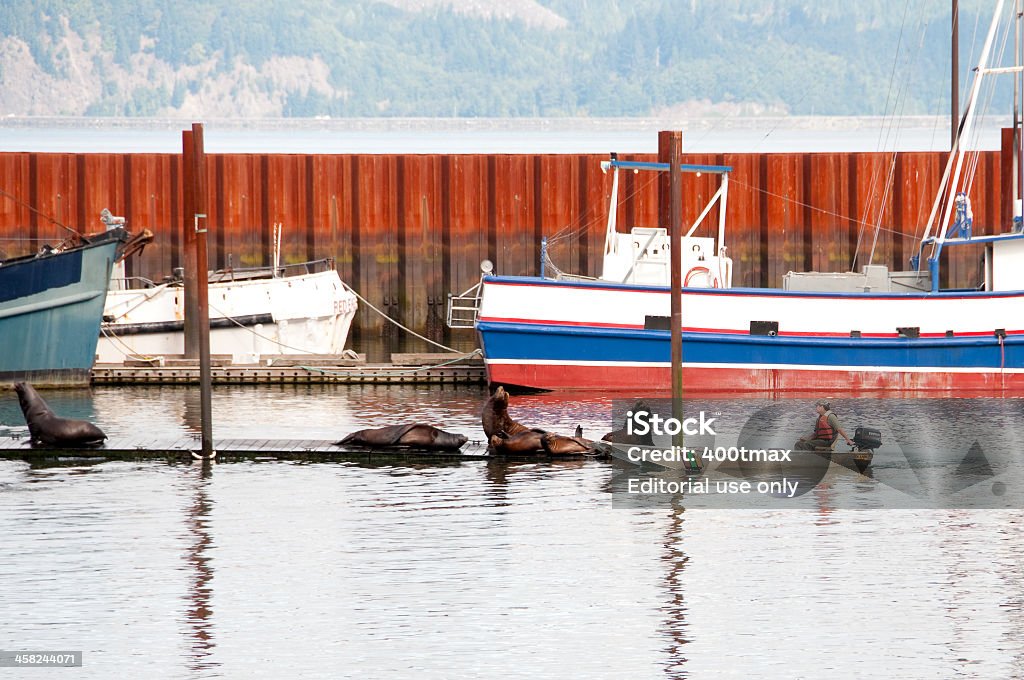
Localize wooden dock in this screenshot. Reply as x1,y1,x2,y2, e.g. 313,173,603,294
0,435,614,466
90,353,487,386
0,435,497,464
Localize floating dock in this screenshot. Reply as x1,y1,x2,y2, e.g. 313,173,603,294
0,436,608,466
0,436,489,463
90,353,487,386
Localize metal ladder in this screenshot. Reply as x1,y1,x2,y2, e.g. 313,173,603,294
446,278,483,329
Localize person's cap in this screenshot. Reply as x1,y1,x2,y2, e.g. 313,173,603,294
816,400,831,410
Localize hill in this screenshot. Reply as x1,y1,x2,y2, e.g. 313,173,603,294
0,0,988,118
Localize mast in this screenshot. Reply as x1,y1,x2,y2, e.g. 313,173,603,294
924,0,1006,251
1018,0,1023,221
953,0,960,151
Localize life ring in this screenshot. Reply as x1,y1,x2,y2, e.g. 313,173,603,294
684,266,720,288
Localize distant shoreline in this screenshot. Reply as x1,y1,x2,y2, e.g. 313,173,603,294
0,116,1005,154
0,115,1011,132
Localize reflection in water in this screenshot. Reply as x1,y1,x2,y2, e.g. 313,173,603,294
3,388,1024,676
661,501,690,679
183,390,204,435
184,460,217,673
1002,517,1024,672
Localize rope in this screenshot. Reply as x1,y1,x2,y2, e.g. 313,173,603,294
206,299,349,356
730,178,922,241
99,324,160,361
546,167,658,247
861,4,932,268
0,187,82,238
341,282,466,353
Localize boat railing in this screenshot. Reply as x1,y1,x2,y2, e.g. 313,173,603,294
112,257,338,290
446,279,484,329
210,257,337,283
109,276,161,290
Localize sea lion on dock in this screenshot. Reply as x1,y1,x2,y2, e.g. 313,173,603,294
542,426,612,457
14,382,107,448
602,400,655,445
490,426,609,458
542,428,597,456
488,429,546,455
336,424,468,451
482,386,533,438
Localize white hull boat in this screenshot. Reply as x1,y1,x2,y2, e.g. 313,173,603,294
97,261,358,364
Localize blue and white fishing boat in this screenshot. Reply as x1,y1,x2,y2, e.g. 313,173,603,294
0,224,130,387
472,0,1024,393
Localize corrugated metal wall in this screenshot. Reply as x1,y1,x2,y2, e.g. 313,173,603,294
0,149,1008,341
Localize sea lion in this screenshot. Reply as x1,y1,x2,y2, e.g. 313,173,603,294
543,426,612,457
602,400,655,445
14,382,107,448
488,429,546,454
542,425,597,456
490,426,610,457
481,386,533,438
336,424,468,451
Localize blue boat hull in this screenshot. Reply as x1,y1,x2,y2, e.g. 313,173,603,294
0,238,122,387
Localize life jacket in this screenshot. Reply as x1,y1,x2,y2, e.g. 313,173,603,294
814,413,835,441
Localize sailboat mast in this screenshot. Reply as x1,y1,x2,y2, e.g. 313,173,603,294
1018,0,1023,219
953,0,960,151
928,0,1005,251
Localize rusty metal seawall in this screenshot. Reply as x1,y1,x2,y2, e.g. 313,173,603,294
0,147,1011,340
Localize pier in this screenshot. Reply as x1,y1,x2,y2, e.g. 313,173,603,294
0,436,491,463
89,352,486,385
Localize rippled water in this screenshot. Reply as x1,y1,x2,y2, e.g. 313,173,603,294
2,386,1024,678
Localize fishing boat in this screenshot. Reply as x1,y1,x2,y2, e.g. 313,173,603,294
469,1,1024,393
0,223,132,387
97,257,358,364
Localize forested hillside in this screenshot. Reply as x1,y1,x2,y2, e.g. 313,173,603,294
0,0,989,118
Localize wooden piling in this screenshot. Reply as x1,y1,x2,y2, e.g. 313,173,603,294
182,124,214,457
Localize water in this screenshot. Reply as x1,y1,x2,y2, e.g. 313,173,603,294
2,385,1024,678
0,117,1007,154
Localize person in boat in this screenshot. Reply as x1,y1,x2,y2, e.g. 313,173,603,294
796,401,853,451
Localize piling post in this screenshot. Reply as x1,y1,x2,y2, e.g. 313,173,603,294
659,130,697,472
182,132,199,359
183,123,214,458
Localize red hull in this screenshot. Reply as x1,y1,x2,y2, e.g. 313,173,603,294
486,362,1024,395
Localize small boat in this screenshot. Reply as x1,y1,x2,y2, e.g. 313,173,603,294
802,426,881,474
468,2,1024,393
0,220,140,387
97,221,358,364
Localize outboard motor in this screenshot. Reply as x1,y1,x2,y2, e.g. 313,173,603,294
852,427,882,451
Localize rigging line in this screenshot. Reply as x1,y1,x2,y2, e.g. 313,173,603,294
869,12,933,265
0,187,82,237
99,325,160,362
875,0,914,153
963,10,1010,200
916,7,967,237
853,1,915,270
867,4,933,263
867,153,899,265
205,300,347,356
547,169,659,244
340,281,464,353
547,170,652,242
942,0,987,211
730,177,921,240
911,4,985,246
